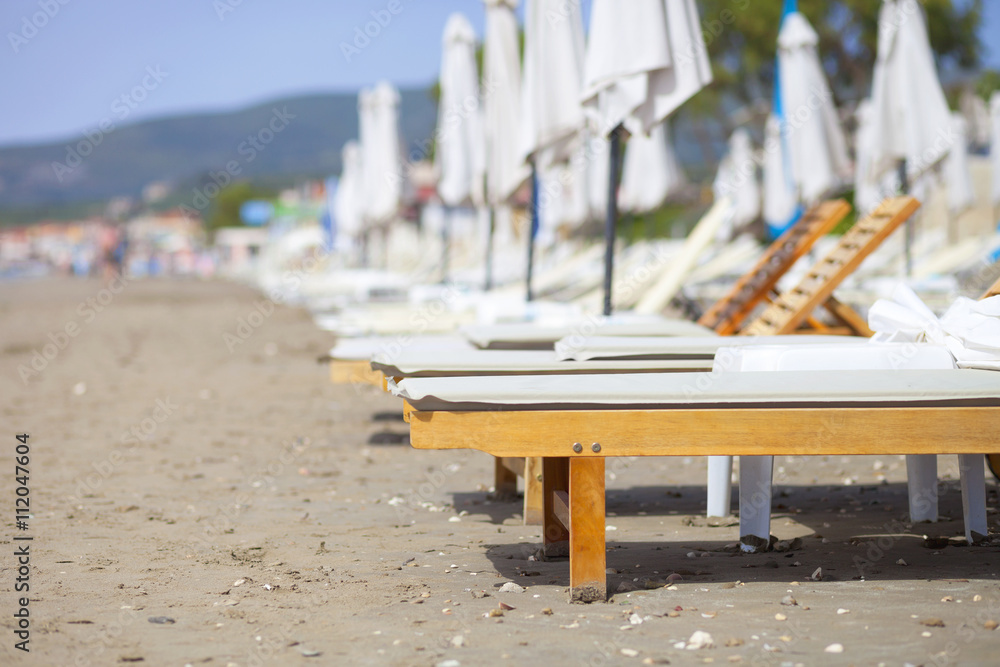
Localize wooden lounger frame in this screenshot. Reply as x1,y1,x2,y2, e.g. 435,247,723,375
405,402,1000,602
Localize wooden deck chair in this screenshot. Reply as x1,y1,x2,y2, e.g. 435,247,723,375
698,199,851,334
742,196,921,337
394,369,1000,602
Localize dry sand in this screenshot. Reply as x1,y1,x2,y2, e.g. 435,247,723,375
1,277,999,666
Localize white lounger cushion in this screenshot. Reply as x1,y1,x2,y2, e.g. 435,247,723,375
556,334,869,361
391,369,1000,412
330,335,472,361
714,342,956,372
461,318,715,349
371,348,711,377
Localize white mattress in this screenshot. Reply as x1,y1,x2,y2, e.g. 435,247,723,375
461,317,715,350
371,348,711,377
555,334,869,361
391,369,1000,412
330,335,473,361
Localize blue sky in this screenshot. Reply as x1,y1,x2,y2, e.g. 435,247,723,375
0,0,996,146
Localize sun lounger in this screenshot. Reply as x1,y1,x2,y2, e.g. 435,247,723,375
743,196,920,336
392,369,1000,602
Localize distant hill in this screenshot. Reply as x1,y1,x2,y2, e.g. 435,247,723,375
0,89,438,210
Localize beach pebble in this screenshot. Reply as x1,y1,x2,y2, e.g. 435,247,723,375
298,648,322,657
774,613,787,621
620,648,639,658
666,573,683,584
148,616,175,624
616,581,638,593
498,582,524,594
487,609,503,617
684,630,715,650
781,595,797,606
837,609,850,615
436,661,461,667
629,613,644,625
450,635,465,648
448,516,461,523
824,643,844,654
72,382,87,396
920,618,945,627
541,608,553,615
983,620,998,630
896,559,907,566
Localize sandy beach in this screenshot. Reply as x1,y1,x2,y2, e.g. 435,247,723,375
2,277,999,666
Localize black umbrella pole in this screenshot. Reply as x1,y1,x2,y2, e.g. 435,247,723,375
603,126,623,317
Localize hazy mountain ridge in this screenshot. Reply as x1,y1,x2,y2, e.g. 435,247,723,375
0,89,438,209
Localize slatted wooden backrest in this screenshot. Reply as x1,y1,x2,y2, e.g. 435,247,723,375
698,199,851,335
741,196,921,337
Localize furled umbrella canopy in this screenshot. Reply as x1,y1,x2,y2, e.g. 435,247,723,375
619,120,686,214
334,141,364,244
853,100,884,215
713,128,761,229
776,10,850,204
359,82,403,225
581,0,712,135
762,113,799,232
944,113,974,215
519,0,587,168
868,0,952,183
483,0,528,205
436,13,485,207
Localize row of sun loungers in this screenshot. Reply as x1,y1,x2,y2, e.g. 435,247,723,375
324,195,1000,602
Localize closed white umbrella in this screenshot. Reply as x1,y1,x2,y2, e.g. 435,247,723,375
762,114,799,236
960,89,990,148
776,10,850,204
713,128,761,233
483,0,527,204
619,120,686,214
359,82,403,227
334,141,364,248
482,0,528,289
992,92,1000,206
868,0,952,275
519,0,587,300
582,0,712,135
853,100,884,215
435,13,485,283
519,0,586,167
581,0,711,314
944,113,974,216
436,14,485,208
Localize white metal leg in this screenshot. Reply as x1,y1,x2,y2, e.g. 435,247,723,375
707,455,734,517
739,455,773,552
959,454,988,544
906,454,938,522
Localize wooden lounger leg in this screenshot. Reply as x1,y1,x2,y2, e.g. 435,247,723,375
739,455,773,553
958,454,988,544
542,457,569,558
494,456,518,501
523,457,544,525
906,455,938,522
569,458,606,603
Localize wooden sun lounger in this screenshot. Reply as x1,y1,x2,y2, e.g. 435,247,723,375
394,369,1000,602
743,196,920,337
698,199,851,334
